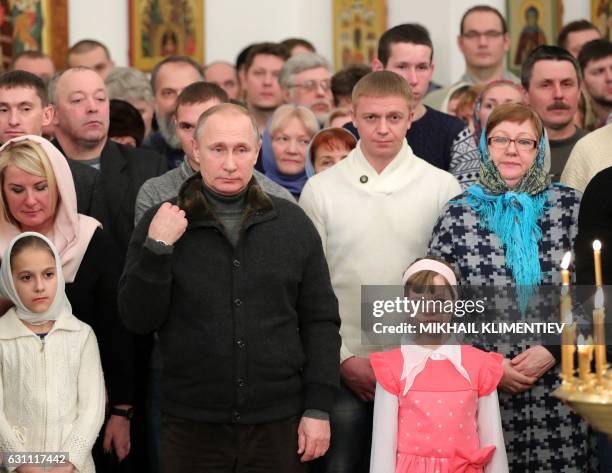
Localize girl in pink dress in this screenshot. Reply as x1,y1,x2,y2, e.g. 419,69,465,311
369,258,508,473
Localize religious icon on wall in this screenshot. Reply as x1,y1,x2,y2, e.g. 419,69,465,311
507,0,562,75
591,0,611,40
0,0,68,71
129,0,204,71
333,0,387,71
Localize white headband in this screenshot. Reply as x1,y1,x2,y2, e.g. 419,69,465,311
402,259,458,286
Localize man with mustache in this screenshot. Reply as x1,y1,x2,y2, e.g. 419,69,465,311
144,56,204,169
522,45,585,181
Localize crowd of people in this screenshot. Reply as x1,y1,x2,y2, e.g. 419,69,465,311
0,3,611,473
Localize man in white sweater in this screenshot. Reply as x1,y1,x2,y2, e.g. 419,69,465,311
560,123,612,193
300,71,461,472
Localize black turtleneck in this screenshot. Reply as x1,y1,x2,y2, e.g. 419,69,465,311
201,183,248,246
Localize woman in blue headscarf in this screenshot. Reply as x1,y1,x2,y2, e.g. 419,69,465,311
429,103,595,472
262,104,318,199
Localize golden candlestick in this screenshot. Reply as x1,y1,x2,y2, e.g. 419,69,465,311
562,312,576,381
578,335,594,382
554,248,612,437
593,287,607,384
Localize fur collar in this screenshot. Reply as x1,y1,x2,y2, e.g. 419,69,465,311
177,173,274,222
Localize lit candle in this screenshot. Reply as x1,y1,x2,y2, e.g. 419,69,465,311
593,240,603,288
561,251,572,286
562,312,576,381
560,252,572,324
593,287,607,384
577,335,594,382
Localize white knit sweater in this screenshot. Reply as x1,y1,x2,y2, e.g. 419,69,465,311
300,141,462,361
0,308,105,473
560,123,612,193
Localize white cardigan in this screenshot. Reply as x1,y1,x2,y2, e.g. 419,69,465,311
0,308,105,473
300,141,462,361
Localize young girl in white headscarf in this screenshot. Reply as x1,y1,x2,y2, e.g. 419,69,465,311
0,232,105,473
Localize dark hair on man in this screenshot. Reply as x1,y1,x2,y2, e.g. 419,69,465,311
331,64,372,106
235,43,256,71
557,20,600,49
244,43,290,73
578,39,612,71
459,5,507,35
149,55,204,93
377,24,433,66
109,99,145,147
280,38,316,54
0,70,48,106
521,45,581,89
9,50,51,70
175,81,228,112
68,39,111,59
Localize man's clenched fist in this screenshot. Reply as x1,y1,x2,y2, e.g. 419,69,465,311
148,202,188,246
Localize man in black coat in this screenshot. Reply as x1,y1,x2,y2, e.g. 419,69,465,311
49,66,167,258
119,103,340,473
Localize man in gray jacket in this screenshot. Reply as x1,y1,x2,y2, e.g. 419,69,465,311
135,81,293,224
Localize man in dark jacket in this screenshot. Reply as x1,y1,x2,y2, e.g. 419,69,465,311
49,66,167,258
119,103,341,473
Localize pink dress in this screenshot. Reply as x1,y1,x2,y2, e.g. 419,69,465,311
369,345,503,473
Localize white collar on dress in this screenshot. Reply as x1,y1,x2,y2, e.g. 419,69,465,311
399,337,472,395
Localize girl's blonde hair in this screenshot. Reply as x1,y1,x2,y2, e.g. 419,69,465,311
0,140,59,226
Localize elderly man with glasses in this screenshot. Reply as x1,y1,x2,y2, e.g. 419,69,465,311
279,53,334,124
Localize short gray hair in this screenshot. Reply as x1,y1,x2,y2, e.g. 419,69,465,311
195,103,260,144
105,67,153,103
47,66,95,105
278,53,330,89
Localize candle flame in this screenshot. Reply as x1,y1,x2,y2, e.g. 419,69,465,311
565,311,573,324
561,252,572,270
577,333,587,349
593,240,602,251
595,287,604,309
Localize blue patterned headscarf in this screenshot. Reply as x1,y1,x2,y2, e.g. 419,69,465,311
464,120,551,295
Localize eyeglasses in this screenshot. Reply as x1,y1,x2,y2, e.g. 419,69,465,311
487,136,538,151
462,30,504,40
289,79,332,92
